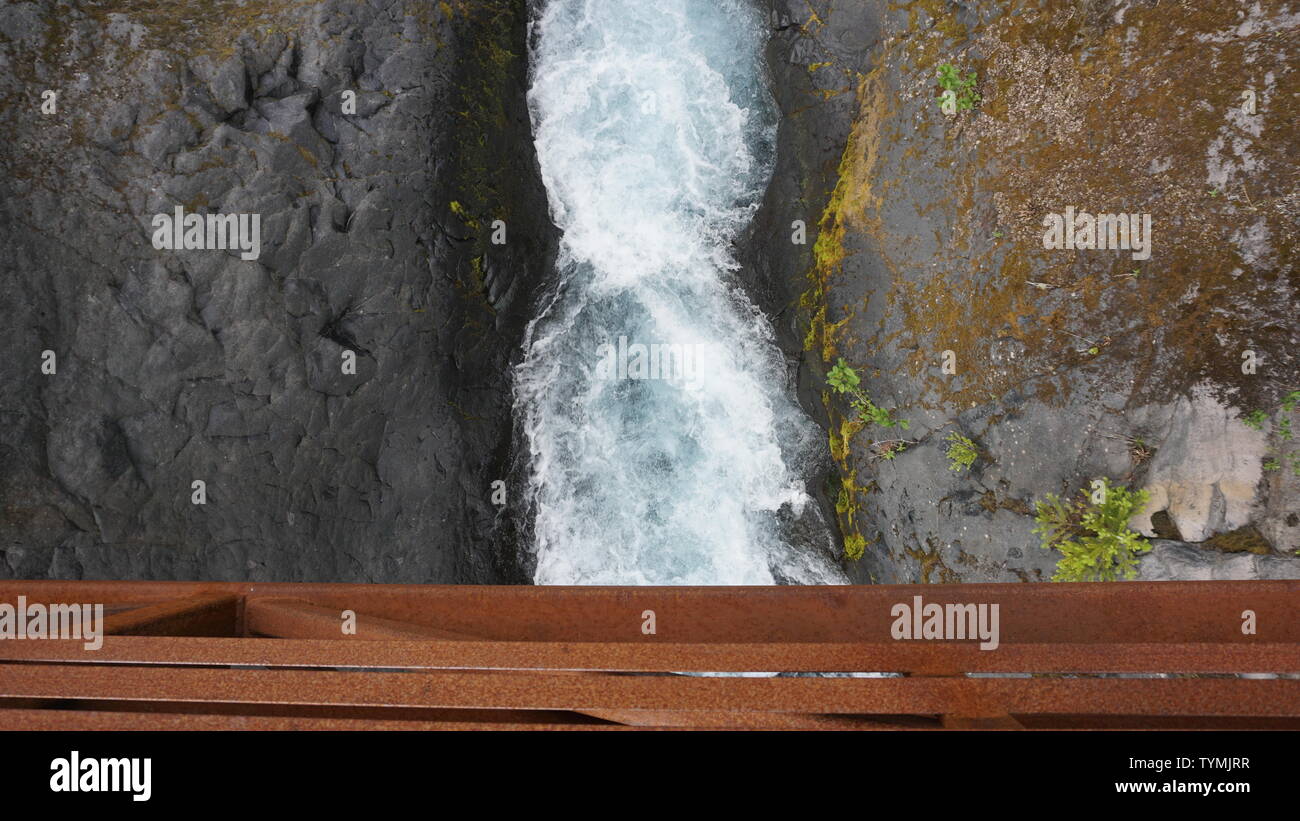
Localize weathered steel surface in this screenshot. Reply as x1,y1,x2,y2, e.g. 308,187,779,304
0,709,631,731
1,636,1296,674
0,706,926,730
0,580,1296,730
5,708,1294,731
2,580,1296,643
3,664,1297,716
103,594,239,637
245,598,481,640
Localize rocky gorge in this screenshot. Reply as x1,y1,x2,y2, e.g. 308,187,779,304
1,0,1296,586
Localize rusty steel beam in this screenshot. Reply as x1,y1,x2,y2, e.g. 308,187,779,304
1,580,1295,730
0,579,1294,644
102,594,240,637
242,597,644,726
17,698,610,724
2,663,1297,717
244,598,480,640
2,636,1297,674
941,714,1025,729
237,599,790,727
4,707,1295,731
0,705,928,730
526,709,929,729
0,708,631,731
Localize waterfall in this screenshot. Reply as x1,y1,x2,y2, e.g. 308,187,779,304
516,0,844,585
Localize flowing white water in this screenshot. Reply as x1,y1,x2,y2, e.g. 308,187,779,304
517,0,845,585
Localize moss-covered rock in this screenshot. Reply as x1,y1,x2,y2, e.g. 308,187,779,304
751,0,1299,582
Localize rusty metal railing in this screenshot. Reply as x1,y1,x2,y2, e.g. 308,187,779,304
0,580,1296,729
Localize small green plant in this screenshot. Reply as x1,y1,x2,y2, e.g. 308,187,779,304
936,63,980,112
945,432,978,472
1263,458,1280,471
1243,409,1269,430
860,397,909,429
826,358,909,430
874,440,912,461
1033,479,1152,582
1242,390,1300,440
826,358,860,394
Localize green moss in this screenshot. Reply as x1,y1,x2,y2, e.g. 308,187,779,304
835,477,855,515
844,532,867,561
61,0,304,61
449,199,478,229
435,1,529,328
1203,525,1272,555
801,118,857,361
904,539,958,584
802,73,895,567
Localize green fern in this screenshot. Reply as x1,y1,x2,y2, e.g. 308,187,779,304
945,432,978,472
1033,479,1151,582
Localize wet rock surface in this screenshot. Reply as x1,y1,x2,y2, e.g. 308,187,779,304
743,0,884,575
750,0,1300,583
0,0,553,582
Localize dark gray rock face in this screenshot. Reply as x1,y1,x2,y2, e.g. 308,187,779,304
0,0,554,582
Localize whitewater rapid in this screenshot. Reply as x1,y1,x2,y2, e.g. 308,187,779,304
516,0,844,585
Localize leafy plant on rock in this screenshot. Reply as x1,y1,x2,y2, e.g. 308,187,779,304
936,63,980,113
945,432,978,472
1033,479,1151,582
827,358,909,431
1243,390,1300,453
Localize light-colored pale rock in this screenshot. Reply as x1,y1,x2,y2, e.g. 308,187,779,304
1131,384,1267,542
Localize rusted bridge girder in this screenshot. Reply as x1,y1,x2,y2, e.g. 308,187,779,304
0,580,1296,730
